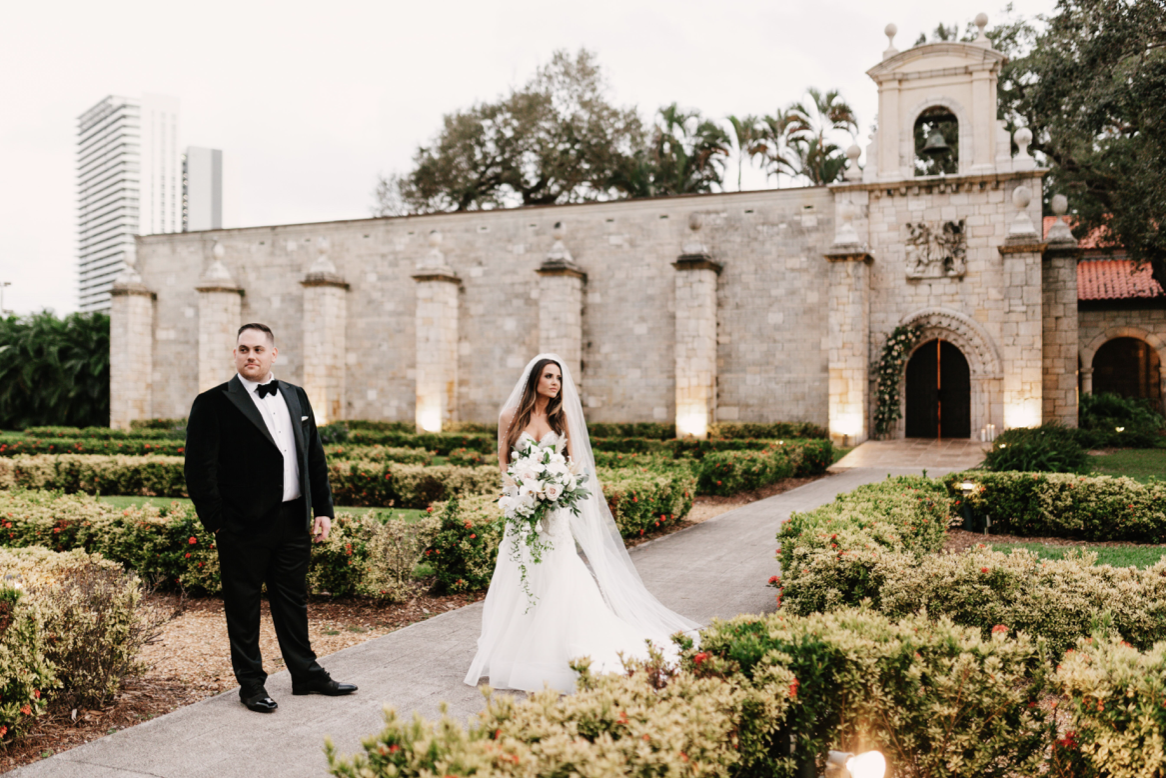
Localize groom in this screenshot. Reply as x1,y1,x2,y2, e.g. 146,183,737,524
184,322,356,712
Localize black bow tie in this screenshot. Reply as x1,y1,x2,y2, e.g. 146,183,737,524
256,380,280,399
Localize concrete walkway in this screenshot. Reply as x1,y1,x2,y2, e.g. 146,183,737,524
831,438,987,471
13,467,955,778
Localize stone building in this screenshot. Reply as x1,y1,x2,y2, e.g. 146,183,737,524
110,17,1166,444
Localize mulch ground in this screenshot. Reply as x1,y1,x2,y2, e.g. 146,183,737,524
6,475,824,773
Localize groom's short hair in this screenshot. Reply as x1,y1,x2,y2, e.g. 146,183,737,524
237,323,275,346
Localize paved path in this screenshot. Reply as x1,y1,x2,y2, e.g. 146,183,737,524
832,438,986,471
13,466,954,778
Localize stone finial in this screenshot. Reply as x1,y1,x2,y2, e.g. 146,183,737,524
546,221,574,264
1007,185,1038,237
844,144,863,181
681,212,710,258
412,229,459,283
307,236,338,276
538,221,584,277
883,23,899,59
833,199,861,246
973,12,990,46
1046,193,1076,245
112,241,144,287
1013,126,1035,171
197,241,239,290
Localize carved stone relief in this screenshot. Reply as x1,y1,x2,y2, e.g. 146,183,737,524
905,219,966,278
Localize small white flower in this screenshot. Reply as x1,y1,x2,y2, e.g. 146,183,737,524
545,483,563,501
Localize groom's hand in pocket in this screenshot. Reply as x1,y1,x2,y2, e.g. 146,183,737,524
312,515,332,543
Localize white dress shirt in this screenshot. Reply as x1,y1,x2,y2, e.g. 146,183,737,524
237,372,302,502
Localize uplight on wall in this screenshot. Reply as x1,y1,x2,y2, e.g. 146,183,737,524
417,406,442,433
830,413,863,447
1003,401,1040,430
676,409,709,439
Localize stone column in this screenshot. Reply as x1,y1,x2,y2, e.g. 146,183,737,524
997,182,1045,429
1042,195,1082,426
109,243,155,429
673,214,721,439
824,199,872,446
536,222,585,382
196,242,243,393
1080,367,1093,396
301,237,349,425
412,231,461,432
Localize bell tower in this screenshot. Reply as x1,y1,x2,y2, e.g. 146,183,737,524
863,14,1021,182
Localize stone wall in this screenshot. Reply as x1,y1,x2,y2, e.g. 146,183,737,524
134,188,835,425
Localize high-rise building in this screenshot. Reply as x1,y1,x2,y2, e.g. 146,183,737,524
183,147,223,232
76,93,181,313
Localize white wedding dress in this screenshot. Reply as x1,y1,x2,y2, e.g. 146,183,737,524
464,430,678,693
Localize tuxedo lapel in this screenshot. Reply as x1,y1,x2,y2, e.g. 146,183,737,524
282,385,307,463
224,376,278,450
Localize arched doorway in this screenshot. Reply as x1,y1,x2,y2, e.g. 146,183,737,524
905,339,971,438
1092,337,1163,413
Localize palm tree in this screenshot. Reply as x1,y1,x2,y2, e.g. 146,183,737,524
726,114,764,191
612,104,731,198
0,311,110,429
755,108,802,187
784,88,858,186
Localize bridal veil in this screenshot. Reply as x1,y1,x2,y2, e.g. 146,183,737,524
495,354,699,640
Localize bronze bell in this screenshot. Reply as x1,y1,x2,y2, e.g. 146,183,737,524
921,129,949,157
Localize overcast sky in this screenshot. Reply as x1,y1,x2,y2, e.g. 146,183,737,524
0,0,1055,317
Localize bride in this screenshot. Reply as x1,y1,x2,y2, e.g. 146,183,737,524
464,354,699,693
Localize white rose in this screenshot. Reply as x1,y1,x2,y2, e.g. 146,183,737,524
545,483,563,502
545,461,568,477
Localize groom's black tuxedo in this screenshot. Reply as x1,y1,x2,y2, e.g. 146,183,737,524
184,375,335,694
184,375,334,535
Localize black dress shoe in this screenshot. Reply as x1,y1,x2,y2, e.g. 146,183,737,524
240,689,278,713
291,677,357,696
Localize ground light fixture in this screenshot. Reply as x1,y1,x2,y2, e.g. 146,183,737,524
824,750,886,778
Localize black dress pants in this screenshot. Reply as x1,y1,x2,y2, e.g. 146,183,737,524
216,498,328,693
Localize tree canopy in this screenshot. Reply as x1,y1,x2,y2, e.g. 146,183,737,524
1010,0,1166,288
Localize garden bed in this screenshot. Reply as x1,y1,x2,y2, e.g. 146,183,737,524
0,585,485,774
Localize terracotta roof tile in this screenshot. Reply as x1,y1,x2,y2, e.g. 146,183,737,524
1078,259,1163,301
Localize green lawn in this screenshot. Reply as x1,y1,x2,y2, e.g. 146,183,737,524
1088,447,1166,483
95,495,429,523
988,541,1166,569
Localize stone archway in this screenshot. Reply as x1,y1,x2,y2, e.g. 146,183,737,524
1080,326,1166,413
895,308,1003,439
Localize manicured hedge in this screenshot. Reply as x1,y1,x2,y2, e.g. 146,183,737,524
708,421,829,440
324,445,434,465
328,462,499,509
330,607,1154,778
23,426,180,440
0,489,435,602
129,418,186,430
777,474,1166,657
425,467,697,593
0,437,186,458
696,440,833,496
346,430,496,455
0,454,187,496
945,471,1166,543
0,585,55,744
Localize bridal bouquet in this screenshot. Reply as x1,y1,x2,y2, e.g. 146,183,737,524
499,437,590,607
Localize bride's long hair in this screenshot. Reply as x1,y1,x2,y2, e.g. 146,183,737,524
503,357,565,458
